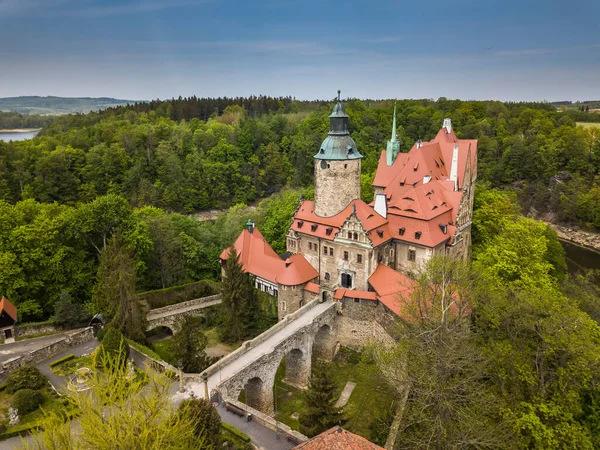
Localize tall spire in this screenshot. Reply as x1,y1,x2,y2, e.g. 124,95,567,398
386,102,400,166
391,103,397,141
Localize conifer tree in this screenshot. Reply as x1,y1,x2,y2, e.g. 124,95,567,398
93,231,147,343
220,246,252,342
170,316,210,372
299,362,342,437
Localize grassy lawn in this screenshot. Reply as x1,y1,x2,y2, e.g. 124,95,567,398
152,339,175,365
273,349,397,439
577,122,600,129
51,355,94,377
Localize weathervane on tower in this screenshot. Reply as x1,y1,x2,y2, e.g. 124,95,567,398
337,90,341,101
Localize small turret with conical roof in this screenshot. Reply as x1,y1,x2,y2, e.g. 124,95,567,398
314,91,362,218
386,103,400,166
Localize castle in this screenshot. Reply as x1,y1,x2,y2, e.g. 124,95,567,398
221,95,477,321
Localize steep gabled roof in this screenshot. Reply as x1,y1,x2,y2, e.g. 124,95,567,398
293,426,384,450
0,296,17,323
219,227,285,284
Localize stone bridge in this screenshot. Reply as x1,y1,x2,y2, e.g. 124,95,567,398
198,299,338,417
146,294,222,333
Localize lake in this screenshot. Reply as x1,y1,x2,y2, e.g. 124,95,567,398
561,240,600,274
0,130,40,141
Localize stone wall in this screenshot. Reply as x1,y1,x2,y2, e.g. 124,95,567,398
147,294,222,317
314,159,361,218
277,284,305,321
129,346,178,375
16,322,60,338
225,398,307,444
0,327,95,379
336,298,397,350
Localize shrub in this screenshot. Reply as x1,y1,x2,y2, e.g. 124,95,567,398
49,354,75,368
6,366,47,393
178,398,221,447
221,422,251,443
11,389,44,415
96,327,106,342
95,328,129,368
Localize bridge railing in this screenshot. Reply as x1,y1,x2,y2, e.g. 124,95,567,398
147,294,222,319
202,299,328,381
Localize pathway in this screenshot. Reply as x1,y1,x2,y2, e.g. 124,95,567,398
334,381,356,408
0,333,70,365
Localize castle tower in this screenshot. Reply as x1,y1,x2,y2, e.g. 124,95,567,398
314,91,363,218
386,103,400,166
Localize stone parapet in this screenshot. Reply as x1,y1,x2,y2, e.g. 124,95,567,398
203,299,322,378
146,294,222,319
0,327,95,379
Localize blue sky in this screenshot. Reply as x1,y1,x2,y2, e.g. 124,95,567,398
0,0,599,101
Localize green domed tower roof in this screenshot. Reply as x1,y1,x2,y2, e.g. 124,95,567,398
314,91,363,161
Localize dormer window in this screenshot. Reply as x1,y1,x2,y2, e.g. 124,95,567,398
311,224,318,232
415,231,422,240
439,224,448,234
348,147,354,154
399,227,405,236
320,148,325,154
297,221,304,228
376,230,384,238
326,227,333,236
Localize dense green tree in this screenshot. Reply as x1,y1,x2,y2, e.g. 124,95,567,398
95,327,130,369
219,247,260,343
93,232,147,342
298,362,342,437
52,291,89,328
377,257,510,449
170,316,210,373
178,398,221,448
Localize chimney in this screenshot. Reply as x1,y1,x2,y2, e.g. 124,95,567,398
443,118,452,134
416,139,423,148
374,193,387,218
449,144,459,191
246,219,255,233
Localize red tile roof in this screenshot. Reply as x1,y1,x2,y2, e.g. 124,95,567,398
333,289,378,301
0,296,17,323
372,124,477,248
368,264,416,315
291,199,390,247
293,427,384,450
276,254,319,286
220,227,285,284
304,282,320,294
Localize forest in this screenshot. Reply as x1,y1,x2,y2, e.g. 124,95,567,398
0,96,599,321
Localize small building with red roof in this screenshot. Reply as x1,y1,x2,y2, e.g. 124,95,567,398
293,426,384,450
0,296,17,342
222,96,476,326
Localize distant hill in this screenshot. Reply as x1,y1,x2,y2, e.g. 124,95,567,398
0,96,143,115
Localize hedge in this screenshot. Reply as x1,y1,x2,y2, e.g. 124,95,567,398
49,354,75,368
12,389,43,415
221,422,251,443
127,339,162,361
138,280,220,309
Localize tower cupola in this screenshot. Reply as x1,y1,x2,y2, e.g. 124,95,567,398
314,90,362,161
313,91,362,218
386,103,400,166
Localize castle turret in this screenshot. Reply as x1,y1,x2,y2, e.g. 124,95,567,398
314,91,362,218
386,103,400,166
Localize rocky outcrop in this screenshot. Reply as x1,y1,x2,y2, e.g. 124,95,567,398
546,223,600,253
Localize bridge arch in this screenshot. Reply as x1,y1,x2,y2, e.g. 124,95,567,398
283,347,311,389
244,376,273,415
313,323,336,361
